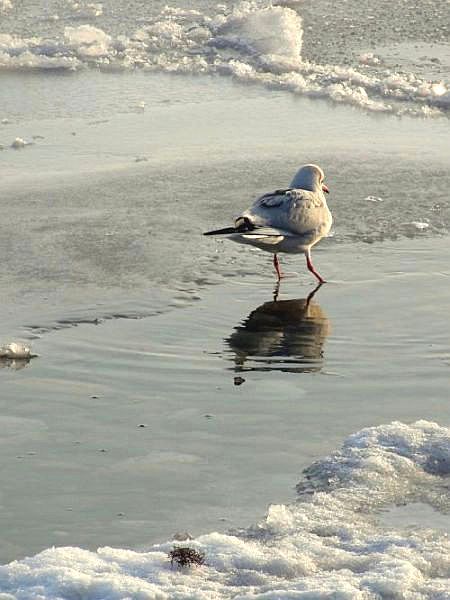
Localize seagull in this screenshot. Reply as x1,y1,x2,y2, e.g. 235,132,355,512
203,164,332,283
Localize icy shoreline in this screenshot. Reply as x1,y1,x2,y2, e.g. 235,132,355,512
0,421,448,598
0,2,448,117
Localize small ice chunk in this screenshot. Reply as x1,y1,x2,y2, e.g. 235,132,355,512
431,81,447,96
0,0,13,11
0,342,36,359
129,101,146,111
65,25,112,58
359,52,381,66
11,137,32,149
1,118,10,124
409,221,429,230
364,195,384,202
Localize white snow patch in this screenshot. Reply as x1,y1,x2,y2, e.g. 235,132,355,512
64,25,112,58
0,421,448,598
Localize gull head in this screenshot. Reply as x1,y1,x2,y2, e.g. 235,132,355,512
290,164,329,194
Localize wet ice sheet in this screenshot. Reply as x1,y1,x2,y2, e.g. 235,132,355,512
381,502,450,535
0,70,449,341
376,42,450,80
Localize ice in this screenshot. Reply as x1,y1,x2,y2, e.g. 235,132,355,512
364,195,384,203
409,221,430,230
0,2,448,116
0,421,448,598
0,33,81,69
10,137,31,148
0,0,12,11
64,25,112,59
212,5,303,60
431,81,447,96
0,342,35,358
359,52,381,66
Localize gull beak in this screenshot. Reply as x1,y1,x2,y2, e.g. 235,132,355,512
322,183,330,194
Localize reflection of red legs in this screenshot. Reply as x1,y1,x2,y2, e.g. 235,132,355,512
273,254,283,280
273,280,281,302
306,249,326,284
305,282,323,307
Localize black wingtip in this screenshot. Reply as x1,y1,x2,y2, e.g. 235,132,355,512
204,217,255,236
203,227,237,236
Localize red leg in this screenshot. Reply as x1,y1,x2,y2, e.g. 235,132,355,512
306,249,326,284
273,254,283,280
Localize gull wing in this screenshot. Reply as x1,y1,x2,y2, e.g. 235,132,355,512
241,188,327,236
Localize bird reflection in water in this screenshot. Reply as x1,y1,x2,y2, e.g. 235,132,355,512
227,283,330,374
0,357,31,371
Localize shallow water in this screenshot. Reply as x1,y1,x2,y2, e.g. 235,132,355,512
1,236,450,568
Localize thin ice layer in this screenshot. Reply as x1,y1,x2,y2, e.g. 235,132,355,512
0,420,449,598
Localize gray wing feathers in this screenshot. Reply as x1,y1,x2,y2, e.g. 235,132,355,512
256,189,292,208
242,189,330,236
